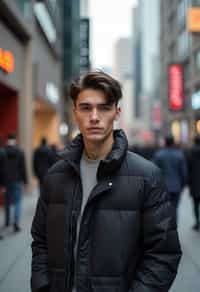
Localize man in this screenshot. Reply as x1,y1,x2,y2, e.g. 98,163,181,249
187,135,200,230
31,71,181,292
4,133,27,232
33,137,55,195
153,135,187,222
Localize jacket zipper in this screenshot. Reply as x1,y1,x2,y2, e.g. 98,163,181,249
75,180,113,291
64,175,80,292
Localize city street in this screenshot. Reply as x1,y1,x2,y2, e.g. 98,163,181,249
0,188,200,292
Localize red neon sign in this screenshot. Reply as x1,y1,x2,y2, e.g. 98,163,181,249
169,64,184,111
0,48,15,74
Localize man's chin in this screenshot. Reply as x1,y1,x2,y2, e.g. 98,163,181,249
85,134,104,143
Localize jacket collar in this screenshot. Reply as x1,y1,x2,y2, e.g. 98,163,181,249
59,129,128,178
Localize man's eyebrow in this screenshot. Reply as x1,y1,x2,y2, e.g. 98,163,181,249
78,102,110,106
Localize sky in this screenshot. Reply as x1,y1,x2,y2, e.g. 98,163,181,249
89,0,138,69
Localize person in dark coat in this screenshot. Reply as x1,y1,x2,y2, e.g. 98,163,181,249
4,133,27,232
31,71,181,292
33,137,55,195
187,135,200,230
153,135,187,222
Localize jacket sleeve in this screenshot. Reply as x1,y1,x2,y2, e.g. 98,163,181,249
130,167,182,292
31,178,50,292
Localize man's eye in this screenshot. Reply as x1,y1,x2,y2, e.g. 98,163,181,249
99,105,111,111
79,106,91,111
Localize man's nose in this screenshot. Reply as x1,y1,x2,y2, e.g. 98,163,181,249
90,108,99,121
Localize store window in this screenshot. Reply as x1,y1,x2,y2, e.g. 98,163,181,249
196,120,200,134
171,120,181,143
195,49,200,71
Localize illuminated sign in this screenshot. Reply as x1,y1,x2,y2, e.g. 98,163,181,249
187,7,200,32
0,48,15,74
169,64,184,111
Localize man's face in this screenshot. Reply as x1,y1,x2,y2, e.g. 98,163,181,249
73,88,121,144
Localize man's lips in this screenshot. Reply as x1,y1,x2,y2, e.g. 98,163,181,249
87,127,102,131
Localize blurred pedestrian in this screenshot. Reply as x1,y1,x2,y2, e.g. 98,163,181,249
33,137,55,195
31,71,181,292
4,133,27,232
50,144,59,165
187,135,200,231
153,134,187,222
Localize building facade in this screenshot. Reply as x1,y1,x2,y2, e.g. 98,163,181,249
132,0,160,144
32,0,63,148
0,0,33,179
0,0,82,185
160,0,200,144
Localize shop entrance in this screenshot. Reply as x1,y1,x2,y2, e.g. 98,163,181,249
33,99,60,148
0,82,18,205
0,82,18,143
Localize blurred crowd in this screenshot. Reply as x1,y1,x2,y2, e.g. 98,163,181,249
130,134,200,231
0,133,60,237
0,132,200,239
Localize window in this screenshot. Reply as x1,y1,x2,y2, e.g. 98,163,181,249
195,49,200,71
15,0,33,19
178,30,190,59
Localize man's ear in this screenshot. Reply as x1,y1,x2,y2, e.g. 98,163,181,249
72,105,77,122
115,107,121,121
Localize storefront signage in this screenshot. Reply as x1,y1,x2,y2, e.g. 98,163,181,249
0,48,15,74
169,64,184,111
187,7,200,32
191,90,200,109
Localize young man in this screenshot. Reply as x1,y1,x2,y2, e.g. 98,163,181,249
31,71,181,292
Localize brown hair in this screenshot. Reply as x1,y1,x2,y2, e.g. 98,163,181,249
69,70,122,105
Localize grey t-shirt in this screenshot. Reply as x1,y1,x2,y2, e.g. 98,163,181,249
73,151,100,291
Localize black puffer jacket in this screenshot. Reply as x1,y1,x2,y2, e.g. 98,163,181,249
31,130,181,292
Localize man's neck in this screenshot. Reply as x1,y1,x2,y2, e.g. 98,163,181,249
83,133,114,160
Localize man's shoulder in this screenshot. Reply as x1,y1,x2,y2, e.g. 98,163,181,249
126,151,160,179
45,158,71,177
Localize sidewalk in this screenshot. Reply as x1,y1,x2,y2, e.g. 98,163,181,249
170,187,200,292
0,189,38,292
0,188,200,292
